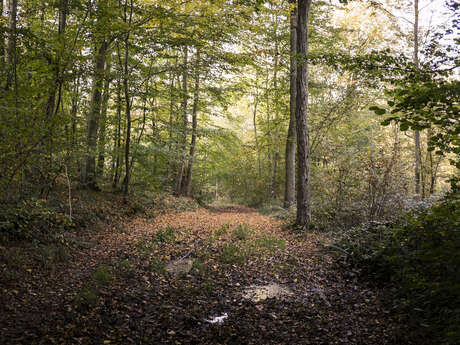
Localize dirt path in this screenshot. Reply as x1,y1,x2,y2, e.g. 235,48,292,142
1,208,398,344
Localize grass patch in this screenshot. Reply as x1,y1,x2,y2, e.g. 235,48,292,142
220,244,245,264
74,286,98,309
91,264,113,287
192,258,208,277
232,223,250,241
214,224,230,238
149,256,166,275
253,235,286,253
154,226,176,243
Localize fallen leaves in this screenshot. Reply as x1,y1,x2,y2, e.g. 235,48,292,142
0,206,399,344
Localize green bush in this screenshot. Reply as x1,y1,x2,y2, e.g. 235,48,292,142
330,194,460,344
0,199,73,242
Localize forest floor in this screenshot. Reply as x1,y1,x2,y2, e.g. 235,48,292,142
1,204,400,345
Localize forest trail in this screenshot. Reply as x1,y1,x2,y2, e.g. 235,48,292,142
1,207,397,344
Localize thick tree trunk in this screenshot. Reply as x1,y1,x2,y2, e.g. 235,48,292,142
5,0,17,90
82,41,108,189
184,51,200,197
175,46,188,195
295,0,312,227
284,1,297,208
97,55,112,178
413,0,422,197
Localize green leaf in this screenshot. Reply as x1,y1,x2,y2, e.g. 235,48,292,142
400,123,409,131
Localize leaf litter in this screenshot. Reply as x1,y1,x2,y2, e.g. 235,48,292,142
1,205,399,344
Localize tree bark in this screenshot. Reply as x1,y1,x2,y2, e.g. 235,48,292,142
184,50,200,197
97,54,112,178
253,90,261,178
284,1,297,208
82,41,108,189
122,33,131,201
271,25,280,199
1,0,5,64
295,0,312,227
175,46,188,195
413,0,422,197
165,68,176,186
112,76,122,188
5,0,17,90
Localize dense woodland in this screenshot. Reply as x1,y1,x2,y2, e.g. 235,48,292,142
0,0,459,344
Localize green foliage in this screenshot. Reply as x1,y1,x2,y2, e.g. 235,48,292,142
330,194,460,344
149,257,166,275
220,244,245,264
253,235,286,253
192,258,208,277
214,224,230,238
154,227,176,244
232,223,250,241
91,264,113,287
74,286,98,309
0,199,74,242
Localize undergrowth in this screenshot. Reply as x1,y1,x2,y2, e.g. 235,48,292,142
329,193,460,345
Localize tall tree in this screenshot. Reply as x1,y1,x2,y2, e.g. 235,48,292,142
5,0,17,90
184,50,201,197
97,55,112,178
175,46,189,195
413,0,422,197
295,0,312,227
284,0,297,208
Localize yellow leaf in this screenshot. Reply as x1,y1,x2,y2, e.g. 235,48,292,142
104,341,111,344
12,290,19,294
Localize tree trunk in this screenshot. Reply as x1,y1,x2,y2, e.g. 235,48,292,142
5,0,17,90
82,41,108,189
271,30,280,199
295,0,312,227
165,69,175,186
122,33,131,201
97,54,112,178
1,0,5,64
175,46,188,195
184,50,200,197
112,76,122,188
253,91,261,178
413,0,422,197
284,1,297,208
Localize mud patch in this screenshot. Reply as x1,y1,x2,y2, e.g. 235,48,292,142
242,283,293,302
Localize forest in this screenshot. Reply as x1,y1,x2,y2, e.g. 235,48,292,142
0,0,459,344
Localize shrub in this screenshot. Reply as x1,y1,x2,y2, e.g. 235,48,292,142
0,199,73,242
330,193,460,344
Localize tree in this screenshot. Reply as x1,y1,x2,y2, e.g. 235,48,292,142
284,0,296,208
295,0,312,227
